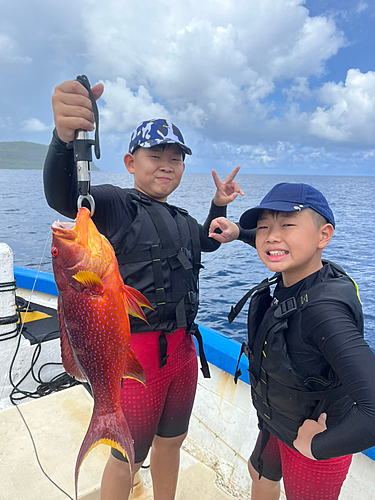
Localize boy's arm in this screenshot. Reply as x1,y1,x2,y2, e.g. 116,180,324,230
209,217,256,247
200,166,245,251
43,129,79,219
211,166,244,206
52,79,104,144
200,202,227,252
295,301,375,460
43,79,104,218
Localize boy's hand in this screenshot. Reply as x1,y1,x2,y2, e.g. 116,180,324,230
209,217,240,243
52,80,104,144
293,413,327,459
212,166,244,206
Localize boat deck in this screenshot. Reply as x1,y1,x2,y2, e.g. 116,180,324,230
2,273,375,499
0,385,245,500
1,383,375,500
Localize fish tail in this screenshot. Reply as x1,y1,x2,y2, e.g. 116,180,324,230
74,406,134,499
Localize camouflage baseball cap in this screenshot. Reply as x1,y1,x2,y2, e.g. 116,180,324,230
128,119,192,155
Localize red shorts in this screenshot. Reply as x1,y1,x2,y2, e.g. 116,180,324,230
250,431,352,500
112,328,198,464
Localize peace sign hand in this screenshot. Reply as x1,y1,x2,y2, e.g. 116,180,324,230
212,166,244,206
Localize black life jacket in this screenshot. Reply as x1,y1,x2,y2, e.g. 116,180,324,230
231,261,363,453
110,189,210,377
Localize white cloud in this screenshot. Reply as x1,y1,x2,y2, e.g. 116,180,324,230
3,0,374,175
356,1,368,14
0,33,32,65
0,117,13,129
99,78,169,133
309,69,375,144
284,77,311,99
81,0,346,143
21,119,50,132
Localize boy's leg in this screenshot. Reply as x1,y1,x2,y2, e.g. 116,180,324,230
248,459,281,500
279,440,352,500
248,431,282,500
149,334,198,499
150,432,188,500
100,455,143,500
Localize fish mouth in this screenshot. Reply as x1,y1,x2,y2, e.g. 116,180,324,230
51,208,91,239
51,220,77,240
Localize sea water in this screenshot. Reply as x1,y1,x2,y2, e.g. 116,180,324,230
0,169,374,350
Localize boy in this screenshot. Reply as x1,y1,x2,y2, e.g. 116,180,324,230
43,79,245,500
209,182,375,500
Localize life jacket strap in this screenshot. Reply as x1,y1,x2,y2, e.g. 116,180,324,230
257,427,271,480
188,323,211,378
228,273,280,324
234,342,250,384
159,331,170,368
274,297,298,318
269,376,347,401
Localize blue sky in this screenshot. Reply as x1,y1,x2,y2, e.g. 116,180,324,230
1,0,374,175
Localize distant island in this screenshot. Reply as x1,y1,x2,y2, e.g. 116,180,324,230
0,141,99,170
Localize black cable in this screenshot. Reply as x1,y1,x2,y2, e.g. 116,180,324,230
0,279,19,341
15,405,74,499
6,296,79,499
9,297,80,403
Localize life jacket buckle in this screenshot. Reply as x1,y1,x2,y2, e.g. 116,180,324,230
187,291,198,303
274,297,297,319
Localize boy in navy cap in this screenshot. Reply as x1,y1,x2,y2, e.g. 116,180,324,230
43,80,245,500
209,183,375,500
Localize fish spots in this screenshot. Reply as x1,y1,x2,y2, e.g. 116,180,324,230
52,207,150,495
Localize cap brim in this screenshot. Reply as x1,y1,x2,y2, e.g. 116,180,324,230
239,201,305,229
136,140,192,155
239,208,262,230
160,140,192,155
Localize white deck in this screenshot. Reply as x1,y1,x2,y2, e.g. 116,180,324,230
0,385,239,500
1,368,375,499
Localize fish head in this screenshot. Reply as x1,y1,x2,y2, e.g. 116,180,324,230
51,207,115,290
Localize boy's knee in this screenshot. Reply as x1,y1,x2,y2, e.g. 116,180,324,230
153,431,188,453
106,453,142,478
248,457,260,482
248,458,280,489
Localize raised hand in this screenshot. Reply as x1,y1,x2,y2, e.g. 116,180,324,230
209,217,240,243
293,413,327,459
52,80,104,143
212,166,244,206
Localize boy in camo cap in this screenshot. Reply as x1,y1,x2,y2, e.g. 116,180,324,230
44,79,245,500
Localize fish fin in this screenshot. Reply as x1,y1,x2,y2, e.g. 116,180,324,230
58,297,86,383
122,348,146,386
123,285,153,322
74,407,134,500
72,270,104,293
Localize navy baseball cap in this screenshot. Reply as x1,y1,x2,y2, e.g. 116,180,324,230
128,118,192,156
240,183,335,229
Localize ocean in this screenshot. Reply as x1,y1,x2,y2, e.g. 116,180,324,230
1,169,374,350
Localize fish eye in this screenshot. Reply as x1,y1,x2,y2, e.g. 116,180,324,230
51,247,58,257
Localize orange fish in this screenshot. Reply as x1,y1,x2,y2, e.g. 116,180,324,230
51,207,151,499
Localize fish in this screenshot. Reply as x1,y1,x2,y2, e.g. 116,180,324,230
51,207,151,499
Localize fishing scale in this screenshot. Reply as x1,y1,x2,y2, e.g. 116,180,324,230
69,74,101,216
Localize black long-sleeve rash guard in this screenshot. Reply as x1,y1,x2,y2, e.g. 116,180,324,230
275,269,375,460
44,129,230,252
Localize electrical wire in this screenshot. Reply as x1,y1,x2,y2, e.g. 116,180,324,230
5,235,76,499
15,404,74,499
